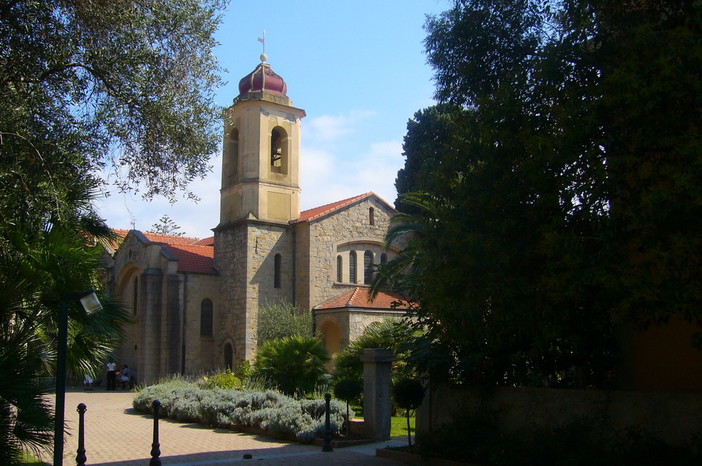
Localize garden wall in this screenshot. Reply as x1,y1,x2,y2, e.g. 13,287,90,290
417,384,702,447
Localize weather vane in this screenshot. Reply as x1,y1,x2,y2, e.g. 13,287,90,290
258,30,266,61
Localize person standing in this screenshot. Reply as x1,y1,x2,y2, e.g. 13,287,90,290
106,361,117,390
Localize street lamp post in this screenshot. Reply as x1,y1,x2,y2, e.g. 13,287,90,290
53,291,102,466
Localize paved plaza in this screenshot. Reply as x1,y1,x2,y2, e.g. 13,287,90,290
41,387,407,465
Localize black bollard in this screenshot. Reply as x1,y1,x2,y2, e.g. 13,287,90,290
322,393,333,452
76,403,87,466
150,400,162,466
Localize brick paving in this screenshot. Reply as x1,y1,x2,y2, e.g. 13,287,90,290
41,387,407,465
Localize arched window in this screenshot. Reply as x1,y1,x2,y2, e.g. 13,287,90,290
380,253,388,265
227,127,239,182
270,127,288,174
274,253,282,288
132,276,139,316
364,251,374,284
224,343,233,370
349,251,357,284
337,255,343,282
200,299,213,337
369,207,375,225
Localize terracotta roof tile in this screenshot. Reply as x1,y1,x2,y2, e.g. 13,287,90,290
141,232,202,246
193,236,215,246
109,229,215,273
314,287,409,311
112,229,130,240
293,193,374,223
164,244,216,274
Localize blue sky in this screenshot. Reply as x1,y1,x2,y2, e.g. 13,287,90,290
97,0,449,238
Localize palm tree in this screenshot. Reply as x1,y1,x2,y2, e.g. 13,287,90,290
0,203,130,461
254,336,330,396
370,191,442,301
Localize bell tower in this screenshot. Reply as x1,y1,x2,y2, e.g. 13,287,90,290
220,54,306,225
215,54,304,365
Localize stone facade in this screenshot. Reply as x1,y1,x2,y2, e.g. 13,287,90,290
299,196,398,310
108,58,408,383
110,231,220,384
215,220,295,364
316,309,406,353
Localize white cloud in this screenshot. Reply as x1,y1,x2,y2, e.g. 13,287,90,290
97,154,223,239
299,138,403,210
97,113,405,237
303,110,375,144
357,140,403,204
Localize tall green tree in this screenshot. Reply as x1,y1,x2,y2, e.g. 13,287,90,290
257,300,314,348
394,104,468,212
0,0,228,459
379,0,702,387
149,215,186,237
1,0,226,200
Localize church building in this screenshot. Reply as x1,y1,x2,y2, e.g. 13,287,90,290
108,55,408,384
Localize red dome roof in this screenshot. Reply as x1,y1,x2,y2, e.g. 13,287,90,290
238,61,288,97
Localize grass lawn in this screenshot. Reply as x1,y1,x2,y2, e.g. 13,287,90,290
391,414,415,439
350,404,415,441
20,451,48,465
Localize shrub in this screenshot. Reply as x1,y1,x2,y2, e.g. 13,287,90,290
132,383,349,443
392,378,425,446
392,378,425,411
257,300,313,348
333,319,416,381
333,378,363,435
200,369,242,390
253,336,329,396
132,380,201,416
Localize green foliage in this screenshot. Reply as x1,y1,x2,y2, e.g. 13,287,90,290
333,378,363,435
253,336,329,396
257,300,314,348
133,383,351,443
148,215,186,237
200,370,243,390
392,378,425,411
333,378,363,403
333,319,417,381
0,0,227,200
395,104,468,212
234,360,252,380
0,332,53,465
392,377,424,447
1,0,227,456
382,0,702,387
0,221,130,459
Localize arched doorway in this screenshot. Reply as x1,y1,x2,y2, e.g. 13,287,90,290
319,319,343,356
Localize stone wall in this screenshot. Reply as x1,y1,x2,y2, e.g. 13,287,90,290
182,273,219,372
214,223,248,365
110,233,168,384
417,384,702,448
304,197,399,309
347,310,405,342
215,220,293,365
245,221,294,356
315,309,406,356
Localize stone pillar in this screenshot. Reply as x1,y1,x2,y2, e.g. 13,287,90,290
140,268,162,384
361,348,395,441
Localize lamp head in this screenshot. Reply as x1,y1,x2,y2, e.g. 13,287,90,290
79,292,103,314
